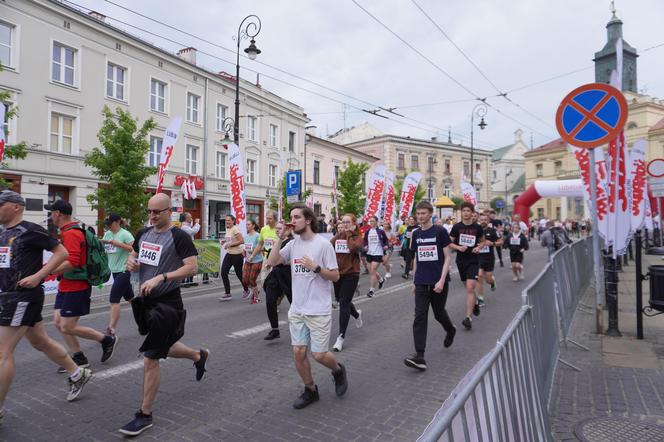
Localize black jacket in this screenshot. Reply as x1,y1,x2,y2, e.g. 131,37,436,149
131,294,186,359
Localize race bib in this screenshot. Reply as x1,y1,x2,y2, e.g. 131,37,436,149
406,231,412,239
510,237,521,246
0,247,10,268
335,240,349,254
292,258,312,276
244,243,253,253
417,245,438,261
459,234,476,247
479,245,490,253
368,233,379,246
138,241,162,266
264,238,274,249
104,243,117,254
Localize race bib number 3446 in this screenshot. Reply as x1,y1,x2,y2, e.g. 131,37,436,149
138,241,162,266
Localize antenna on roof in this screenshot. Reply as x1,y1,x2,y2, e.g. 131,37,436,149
530,133,534,149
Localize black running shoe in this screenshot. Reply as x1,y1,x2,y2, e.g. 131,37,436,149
404,354,427,371
462,317,472,330
378,277,385,289
264,329,280,340
119,410,153,436
293,385,319,409
194,349,210,381
401,273,409,280
58,351,89,374
366,290,375,298
100,335,118,363
332,363,348,397
444,326,457,348
473,303,481,317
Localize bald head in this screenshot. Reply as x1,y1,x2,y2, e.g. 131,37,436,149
150,193,171,209
147,193,173,230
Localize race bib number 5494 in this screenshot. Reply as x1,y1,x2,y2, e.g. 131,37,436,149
138,241,162,266
417,245,438,261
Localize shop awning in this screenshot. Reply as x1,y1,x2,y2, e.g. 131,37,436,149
434,196,455,208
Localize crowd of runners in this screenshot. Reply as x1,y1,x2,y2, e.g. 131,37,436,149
0,190,540,436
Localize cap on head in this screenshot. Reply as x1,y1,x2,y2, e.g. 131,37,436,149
44,199,72,215
104,212,122,226
0,190,25,206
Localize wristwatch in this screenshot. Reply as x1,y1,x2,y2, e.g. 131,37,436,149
314,265,322,274
162,273,168,282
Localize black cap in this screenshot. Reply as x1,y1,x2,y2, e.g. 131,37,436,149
104,213,122,226
0,190,25,206
44,199,73,215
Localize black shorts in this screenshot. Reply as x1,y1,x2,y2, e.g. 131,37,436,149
510,252,524,263
366,254,383,264
109,271,135,304
479,257,495,272
0,290,44,327
54,288,92,318
457,259,479,282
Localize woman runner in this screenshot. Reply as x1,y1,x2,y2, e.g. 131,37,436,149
219,215,247,301
363,216,389,298
242,219,263,304
506,223,529,281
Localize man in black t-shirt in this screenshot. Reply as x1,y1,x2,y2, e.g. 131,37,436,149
449,202,486,331
488,210,504,267
0,191,93,424
476,213,500,307
403,201,455,371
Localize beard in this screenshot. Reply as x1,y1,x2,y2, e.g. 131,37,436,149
294,226,307,235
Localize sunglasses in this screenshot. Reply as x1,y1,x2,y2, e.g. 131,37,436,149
146,207,170,215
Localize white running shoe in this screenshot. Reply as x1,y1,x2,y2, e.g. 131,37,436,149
513,276,518,281
333,335,344,352
355,309,363,328
385,272,392,279
518,272,525,281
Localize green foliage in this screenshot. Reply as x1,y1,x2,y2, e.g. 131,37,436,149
0,63,28,189
337,158,369,217
84,106,157,234
450,196,464,210
268,174,312,220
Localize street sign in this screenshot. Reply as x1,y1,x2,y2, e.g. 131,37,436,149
285,170,301,202
650,179,664,197
647,159,664,178
555,83,628,149
495,199,506,209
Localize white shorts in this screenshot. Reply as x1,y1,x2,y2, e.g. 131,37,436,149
288,311,332,353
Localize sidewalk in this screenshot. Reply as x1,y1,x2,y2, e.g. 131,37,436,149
549,251,664,441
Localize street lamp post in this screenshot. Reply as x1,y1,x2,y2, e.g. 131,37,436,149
470,103,488,187
234,15,262,143
504,168,512,215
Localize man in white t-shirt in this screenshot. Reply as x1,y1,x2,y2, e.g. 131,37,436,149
266,205,348,410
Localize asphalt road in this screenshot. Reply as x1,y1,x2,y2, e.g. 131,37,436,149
1,243,550,441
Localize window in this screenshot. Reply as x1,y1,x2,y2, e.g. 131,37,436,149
49,113,74,153
536,163,543,177
397,153,405,170
443,185,451,197
334,165,340,181
537,208,544,219
554,161,562,175
411,154,419,170
288,131,296,152
185,144,198,175
269,164,277,187
150,79,166,113
52,42,76,86
463,161,470,179
492,170,497,180
269,124,278,147
247,116,257,142
106,63,126,101
427,185,434,201
187,93,200,123
246,159,256,183
313,160,320,185
247,203,262,223
444,159,451,174
0,21,14,68
149,136,162,167
215,151,227,179
216,104,228,132
427,156,435,173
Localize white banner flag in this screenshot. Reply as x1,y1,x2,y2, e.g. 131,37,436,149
570,145,610,241
628,139,648,231
362,164,386,225
398,172,422,219
156,116,182,193
460,181,477,206
384,171,396,230
227,143,247,235
0,103,6,163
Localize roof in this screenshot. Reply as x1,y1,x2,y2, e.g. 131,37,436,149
508,173,526,193
650,116,664,133
491,145,512,161
524,138,566,156
434,196,455,208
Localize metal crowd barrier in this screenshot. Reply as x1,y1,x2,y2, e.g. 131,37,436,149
419,238,592,441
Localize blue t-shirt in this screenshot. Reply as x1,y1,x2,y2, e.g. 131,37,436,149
410,225,451,285
244,232,263,263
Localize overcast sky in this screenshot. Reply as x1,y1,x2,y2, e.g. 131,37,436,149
71,0,664,151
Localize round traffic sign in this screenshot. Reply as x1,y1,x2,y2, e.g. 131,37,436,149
647,158,664,178
495,199,505,209
555,83,628,149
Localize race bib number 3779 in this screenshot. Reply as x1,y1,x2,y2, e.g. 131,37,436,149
138,241,162,266
335,240,349,254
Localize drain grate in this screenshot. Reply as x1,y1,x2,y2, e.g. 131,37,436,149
575,416,664,442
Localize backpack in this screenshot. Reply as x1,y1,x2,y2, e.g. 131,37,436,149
62,224,111,286
552,228,568,251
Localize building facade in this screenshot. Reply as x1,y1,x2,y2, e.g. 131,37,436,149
490,129,527,214
0,0,308,237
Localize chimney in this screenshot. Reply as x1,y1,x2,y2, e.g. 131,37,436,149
431,136,437,142
88,11,106,22
177,47,197,65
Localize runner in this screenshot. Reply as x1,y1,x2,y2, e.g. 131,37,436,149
254,210,278,296
506,223,529,281
381,222,397,279
330,213,364,352
180,212,200,287
488,210,505,267
265,205,348,409
218,214,248,301
476,213,499,307
101,213,135,337
120,193,209,436
46,200,118,368
363,216,388,298
243,219,263,304
401,216,418,280
404,201,456,371
0,191,93,424
263,221,293,340
449,202,486,331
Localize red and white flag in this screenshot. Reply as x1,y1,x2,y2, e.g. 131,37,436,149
460,180,477,206
362,164,386,225
398,172,422,219
628,139,648,231
571,145,609,241
227,143,247,235
181,177,197,200
0,103,6,163
156,117,182,193
384,171,396,230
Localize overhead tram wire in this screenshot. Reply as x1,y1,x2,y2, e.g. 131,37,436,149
69,0,499,148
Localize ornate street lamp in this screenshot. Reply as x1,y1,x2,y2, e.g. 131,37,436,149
234,15,262,143
470,103,488,187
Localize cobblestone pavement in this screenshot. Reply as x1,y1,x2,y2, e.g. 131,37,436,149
1,246,548,441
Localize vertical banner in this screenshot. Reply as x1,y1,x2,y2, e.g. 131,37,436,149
607,132,630,256
628,139,647,231
156,116,182,193
278,153,284,222
384,171,396,230
362,164,386,225
331,166,339,221
0,103,6,163
571,146,609,240
227,143,247,235
460,181,477,206
398,172,422,219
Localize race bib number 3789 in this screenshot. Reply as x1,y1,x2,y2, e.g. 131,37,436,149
292,258,312,276
138,241,162,266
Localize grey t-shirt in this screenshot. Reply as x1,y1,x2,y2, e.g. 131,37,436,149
133,226,198,297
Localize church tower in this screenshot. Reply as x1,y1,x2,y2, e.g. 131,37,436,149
593,4,638,92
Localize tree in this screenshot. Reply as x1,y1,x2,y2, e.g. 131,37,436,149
490,197,506,212
450,196,464,210
0,63,28,189
268,174,312,219
392,176,426,216
84,106,157,234
337,158,369,217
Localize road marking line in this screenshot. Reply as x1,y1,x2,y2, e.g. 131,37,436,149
226,321,286,338
94,359,146,380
